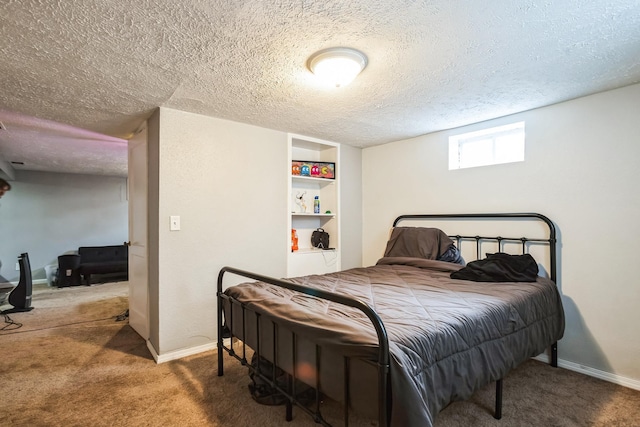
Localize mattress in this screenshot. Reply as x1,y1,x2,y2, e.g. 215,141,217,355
223,257,565,426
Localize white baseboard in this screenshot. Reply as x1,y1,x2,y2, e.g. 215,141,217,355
146,340,159,361
149,341,217,364
533,355,640,391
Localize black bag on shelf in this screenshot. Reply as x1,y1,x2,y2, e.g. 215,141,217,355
311,228,330,249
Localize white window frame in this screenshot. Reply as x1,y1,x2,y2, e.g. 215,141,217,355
448,121,525,170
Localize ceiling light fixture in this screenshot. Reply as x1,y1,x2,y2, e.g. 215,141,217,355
307,47,368,88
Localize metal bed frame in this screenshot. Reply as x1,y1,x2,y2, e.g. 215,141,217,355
217,213,559,426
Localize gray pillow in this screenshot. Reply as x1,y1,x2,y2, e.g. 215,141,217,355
383,227,454,260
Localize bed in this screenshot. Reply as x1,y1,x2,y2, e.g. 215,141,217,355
217,213,565,426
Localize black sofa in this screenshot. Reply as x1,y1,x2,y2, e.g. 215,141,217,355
77,245,128,285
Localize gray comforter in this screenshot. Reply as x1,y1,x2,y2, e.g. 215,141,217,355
224,257,565,426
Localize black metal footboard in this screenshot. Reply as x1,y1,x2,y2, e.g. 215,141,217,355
217,267,391,426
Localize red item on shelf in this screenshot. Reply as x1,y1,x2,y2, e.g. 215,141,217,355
291,229,299,252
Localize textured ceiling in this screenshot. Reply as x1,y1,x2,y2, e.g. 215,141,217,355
1,0,639,178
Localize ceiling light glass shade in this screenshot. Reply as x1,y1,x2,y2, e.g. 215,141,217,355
307,47,368,88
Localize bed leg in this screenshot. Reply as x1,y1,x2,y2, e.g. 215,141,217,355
551,342,558,367
217,341,224,376
217,293,224,376
494,379,503,420
286,400,293,422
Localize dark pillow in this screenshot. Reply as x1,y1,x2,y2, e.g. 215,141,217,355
384,227,454,260
450,252,538,282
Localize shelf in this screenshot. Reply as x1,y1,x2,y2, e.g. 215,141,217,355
288,133,340,277
291,248,337,255
292,175,335,186
291,213,335,218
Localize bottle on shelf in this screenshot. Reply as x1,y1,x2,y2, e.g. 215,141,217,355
314,196,320,214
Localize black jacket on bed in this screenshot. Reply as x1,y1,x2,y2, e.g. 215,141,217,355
450,252,539,282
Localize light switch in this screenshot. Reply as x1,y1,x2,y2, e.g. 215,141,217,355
170,215,181,231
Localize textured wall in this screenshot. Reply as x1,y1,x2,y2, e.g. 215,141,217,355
153,107,289,356
362,83,640,386
339,143,363,270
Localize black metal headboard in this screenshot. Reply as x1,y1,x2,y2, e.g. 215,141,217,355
392,213,557,283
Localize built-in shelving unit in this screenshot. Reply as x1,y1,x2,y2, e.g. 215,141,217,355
288,134,340,278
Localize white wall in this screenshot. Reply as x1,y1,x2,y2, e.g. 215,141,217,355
149,108,365,358
0,170,128,283
339,143,363,270
152,107,289,356
362,83,640,385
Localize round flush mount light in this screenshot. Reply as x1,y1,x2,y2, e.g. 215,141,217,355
307,47,368,88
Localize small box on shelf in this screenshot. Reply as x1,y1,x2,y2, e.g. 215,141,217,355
292,160,335,179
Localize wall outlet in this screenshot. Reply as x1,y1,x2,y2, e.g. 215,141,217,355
16,262,20,271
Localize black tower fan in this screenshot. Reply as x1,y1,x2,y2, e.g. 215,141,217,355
5,253,34,313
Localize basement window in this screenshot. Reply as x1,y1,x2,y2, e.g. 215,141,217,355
448,121,525,170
